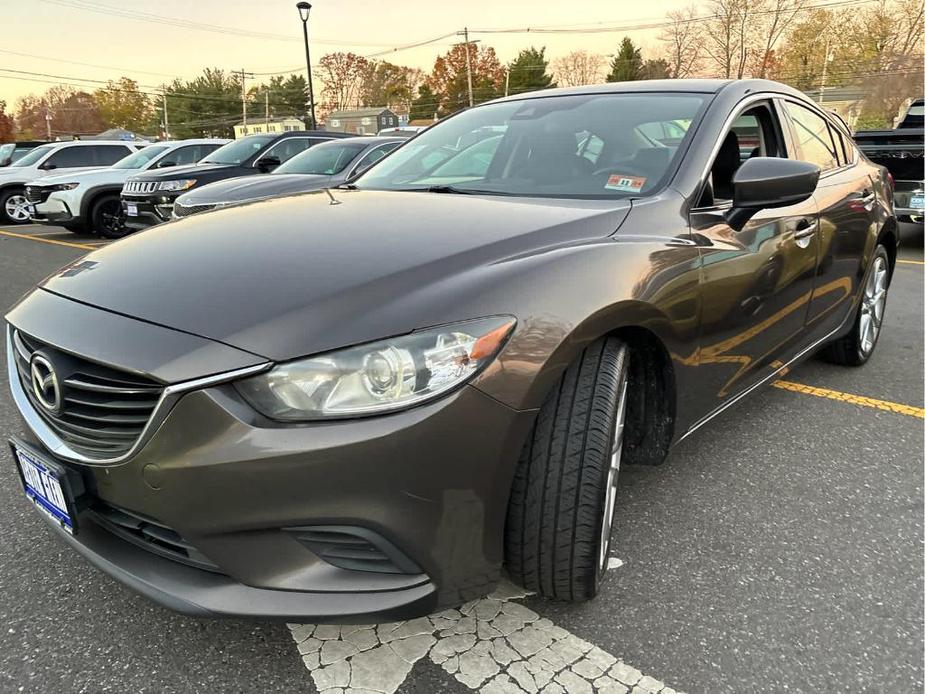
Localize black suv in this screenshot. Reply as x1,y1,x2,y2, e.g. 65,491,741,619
121,130,355,230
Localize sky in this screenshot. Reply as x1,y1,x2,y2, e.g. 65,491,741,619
0,0,685,106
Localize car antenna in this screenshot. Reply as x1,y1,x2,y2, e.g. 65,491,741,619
324,188,341,206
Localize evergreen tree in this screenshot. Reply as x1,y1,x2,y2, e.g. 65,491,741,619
506,47,556,95
410,84,438,121
606,37,644,82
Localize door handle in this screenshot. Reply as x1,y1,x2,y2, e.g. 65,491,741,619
859,190,876,209
794,219,817,240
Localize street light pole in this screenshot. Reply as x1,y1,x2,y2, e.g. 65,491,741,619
297,2,317,129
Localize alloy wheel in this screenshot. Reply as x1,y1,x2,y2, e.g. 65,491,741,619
4,194,30,222
859,255,888,356
599,367,629,574
97,199,128,238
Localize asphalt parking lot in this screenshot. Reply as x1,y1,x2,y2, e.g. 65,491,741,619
0,223,922,694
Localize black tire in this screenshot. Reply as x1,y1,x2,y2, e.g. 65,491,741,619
505,336,630,601
90,194,130,239
821,244,890,366
0,187,31,225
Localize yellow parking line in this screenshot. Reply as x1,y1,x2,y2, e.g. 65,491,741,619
773,380,924,418
897,259,924,266
0,229,95,250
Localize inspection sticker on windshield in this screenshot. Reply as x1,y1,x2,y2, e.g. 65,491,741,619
605,174,646,193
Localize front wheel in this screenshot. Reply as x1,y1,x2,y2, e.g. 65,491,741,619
91,194,130,239
821,244,890,366
1,188,31,225
505,336,630,601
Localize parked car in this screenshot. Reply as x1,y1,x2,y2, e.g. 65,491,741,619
6,79,897,621
854,124,923,227
173,137,402,218
121,130,355,230
897,97,924,129
0,141,47,168
0,141,139,224
26,139,228,238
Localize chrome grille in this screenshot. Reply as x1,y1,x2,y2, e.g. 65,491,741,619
173,202,216,218
11,329,164,458
123,180,158,194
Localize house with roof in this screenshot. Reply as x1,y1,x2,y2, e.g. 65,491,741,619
233,116,305,139
326,108,399,135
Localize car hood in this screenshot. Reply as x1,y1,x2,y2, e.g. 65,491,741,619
178,173,331,206
40,189,631,362
131,163,235,181
0,166,101,183
37,167,133,186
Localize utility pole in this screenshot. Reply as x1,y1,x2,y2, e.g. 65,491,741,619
44,101,51,140
161,87,170,140
504,69,510,97
456,28,477,107
238,69,254,134
265,90,270,127
819,35,832,105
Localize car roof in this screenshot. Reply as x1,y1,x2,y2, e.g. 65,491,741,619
488,78,809,104
40,140,137,148
243,130,355,141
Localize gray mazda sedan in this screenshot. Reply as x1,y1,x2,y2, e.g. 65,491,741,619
6,79,896,621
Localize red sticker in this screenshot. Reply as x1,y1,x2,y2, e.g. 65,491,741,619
605,174,646,192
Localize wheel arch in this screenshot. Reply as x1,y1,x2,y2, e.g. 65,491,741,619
80,185,124,221
876,216,898,280
503,300,681,466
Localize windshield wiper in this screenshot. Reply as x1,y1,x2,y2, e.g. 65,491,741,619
410,185,480,195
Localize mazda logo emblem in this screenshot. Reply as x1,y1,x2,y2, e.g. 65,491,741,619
30,355,61,414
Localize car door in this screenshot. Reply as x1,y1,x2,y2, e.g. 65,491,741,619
690,99,820,406
778,98,872,342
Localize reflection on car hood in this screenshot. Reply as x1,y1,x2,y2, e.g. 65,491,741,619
130,163,234,181
37,168,134,186
177,174,331,206
40,189,631,361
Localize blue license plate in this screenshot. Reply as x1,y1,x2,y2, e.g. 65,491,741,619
910,195,925,209
12,444,76,534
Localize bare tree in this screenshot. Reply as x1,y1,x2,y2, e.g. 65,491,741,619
701,0,764,78
750,0,807,77
659,6,703,77
552,50,606,86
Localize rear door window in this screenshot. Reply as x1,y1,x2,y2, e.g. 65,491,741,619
91,145,133,166
43,146,97,169
783,102,840,171
263,137,321,163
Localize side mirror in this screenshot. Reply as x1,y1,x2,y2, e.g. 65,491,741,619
39,162,57,170
725,157,820,229
255,156,281,172
157,160,177,168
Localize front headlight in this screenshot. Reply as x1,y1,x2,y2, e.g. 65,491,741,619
235,316,515,420
49,182,79,191
159,179,197,192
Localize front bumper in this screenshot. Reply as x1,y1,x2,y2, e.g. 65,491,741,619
27,191,80,225
6,298,535,620
122,193,178,230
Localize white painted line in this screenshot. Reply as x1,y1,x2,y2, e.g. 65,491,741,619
288,580,685,693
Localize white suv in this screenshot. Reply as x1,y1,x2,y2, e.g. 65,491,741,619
0,141,139,225
27,139,228,238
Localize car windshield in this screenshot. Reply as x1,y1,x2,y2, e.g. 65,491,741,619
10,144,54,167
356,92,707,198
275,141,369,175
111,146,169,170
201,135,275,165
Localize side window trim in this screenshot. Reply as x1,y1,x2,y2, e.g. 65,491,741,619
691,95,785,211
